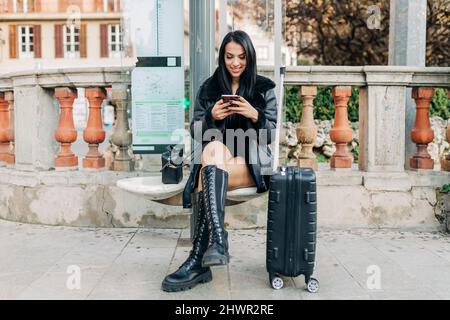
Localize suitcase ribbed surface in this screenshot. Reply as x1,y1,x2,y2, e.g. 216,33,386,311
266,166,317,278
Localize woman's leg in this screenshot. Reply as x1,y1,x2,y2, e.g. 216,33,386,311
199,142,256,267
198,141,233,191
226,156,256,191
198,141,255,191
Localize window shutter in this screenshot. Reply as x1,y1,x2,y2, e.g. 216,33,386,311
34,25,42,58
9,25,18,59
54,24,64,58
29,0,35,12
80,24,87,58
100,24,108,58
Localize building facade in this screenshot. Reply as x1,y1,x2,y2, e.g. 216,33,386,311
0,0,138,72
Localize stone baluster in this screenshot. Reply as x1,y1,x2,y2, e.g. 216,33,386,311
330,86,353,169
54,87,78,169
442,89,450,171
296,86,318,170
83,88,106,169
410,87,435,170
0,93,10,165
5,92,15,165
111,85,134,171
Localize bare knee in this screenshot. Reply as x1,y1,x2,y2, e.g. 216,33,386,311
201,141,230,167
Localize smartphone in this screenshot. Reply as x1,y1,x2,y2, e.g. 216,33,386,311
222,95,240,103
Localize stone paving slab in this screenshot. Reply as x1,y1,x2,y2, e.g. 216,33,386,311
1,220,450,300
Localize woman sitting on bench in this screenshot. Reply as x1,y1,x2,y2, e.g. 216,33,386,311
162,30,278,292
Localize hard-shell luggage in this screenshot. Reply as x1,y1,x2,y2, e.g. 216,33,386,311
266,166,319,293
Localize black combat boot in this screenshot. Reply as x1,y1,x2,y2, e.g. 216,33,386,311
201,165,230,267
161,192,212,292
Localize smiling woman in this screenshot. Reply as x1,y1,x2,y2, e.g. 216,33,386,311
224,42,247,84
161,30,279,292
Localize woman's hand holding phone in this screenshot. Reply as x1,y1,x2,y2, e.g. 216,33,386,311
211,99,233,121
211,95,258,123
226,96,259,123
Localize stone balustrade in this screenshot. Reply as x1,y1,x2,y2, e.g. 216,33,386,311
0,66,448,176
283,66,450,176
0,67,134,172
0,66,449,229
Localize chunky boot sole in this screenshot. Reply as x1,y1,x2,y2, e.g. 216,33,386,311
161,269,213,292
202,252,230,267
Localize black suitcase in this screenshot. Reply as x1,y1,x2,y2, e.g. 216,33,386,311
266,166,319,293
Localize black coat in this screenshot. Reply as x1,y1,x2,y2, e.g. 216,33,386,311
182,69,278,208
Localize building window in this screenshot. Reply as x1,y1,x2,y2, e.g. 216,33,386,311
18,25,34,58
14,0,28,13
64,24,80,59
103,0,119,13
108,24,122,58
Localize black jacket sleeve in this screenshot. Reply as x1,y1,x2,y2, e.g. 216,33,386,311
252,88,278,145
189,86,225,142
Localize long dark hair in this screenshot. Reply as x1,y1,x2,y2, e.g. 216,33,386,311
217,30,257,98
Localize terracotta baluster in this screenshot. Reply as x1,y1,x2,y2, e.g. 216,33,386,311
83,88,106,169
440,90,450,171
410,87,435,170
5,91,15,165
54,87,78,169
330,86,353,169
297,86,318,170
0,93,10,164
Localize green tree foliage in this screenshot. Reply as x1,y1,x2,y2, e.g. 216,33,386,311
234,0,449,66
431,89,450,119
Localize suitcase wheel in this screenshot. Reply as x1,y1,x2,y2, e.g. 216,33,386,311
270,275,284,290
306,277,319,293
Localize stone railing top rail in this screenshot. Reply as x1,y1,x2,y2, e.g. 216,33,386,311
282,66,450,87
0,65,449,91
0,67,134,90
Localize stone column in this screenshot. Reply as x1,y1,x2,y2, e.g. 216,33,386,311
0,93,9,165
111,85,133,172
358,69,414,191
14,83,59,171
330,86,352,169
54,87,78,169
296,86,318,170
441,90,450,172
83,88,106,169
410,87,435,170
359,84,408,172
5,91,15,165
389,0,427,169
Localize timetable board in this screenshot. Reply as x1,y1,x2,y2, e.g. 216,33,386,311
124,0,185,154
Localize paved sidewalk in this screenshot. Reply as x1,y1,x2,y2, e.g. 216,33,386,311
1,219,450,300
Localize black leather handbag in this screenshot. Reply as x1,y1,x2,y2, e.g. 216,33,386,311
161,145,184,184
